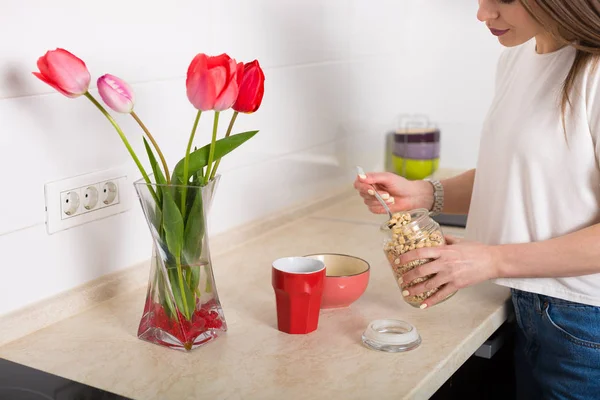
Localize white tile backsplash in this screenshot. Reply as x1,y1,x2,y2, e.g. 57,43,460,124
0,0,503,316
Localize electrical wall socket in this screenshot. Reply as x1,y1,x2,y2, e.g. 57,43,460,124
44,166,136,234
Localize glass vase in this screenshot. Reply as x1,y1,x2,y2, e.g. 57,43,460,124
134,175,226,351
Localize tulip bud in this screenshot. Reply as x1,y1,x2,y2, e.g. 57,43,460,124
97,74,135,113
233,60,265,114
32,48,91,98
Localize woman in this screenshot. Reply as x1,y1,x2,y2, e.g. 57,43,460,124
355,1,600,399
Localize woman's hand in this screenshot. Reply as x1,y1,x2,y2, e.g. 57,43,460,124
353,171,434,213
399,236,501,308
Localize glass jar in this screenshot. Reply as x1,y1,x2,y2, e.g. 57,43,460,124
382,208,456,308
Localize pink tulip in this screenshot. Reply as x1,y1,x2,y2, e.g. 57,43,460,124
32,48,91,98
97,74,135,113
186,53,242,111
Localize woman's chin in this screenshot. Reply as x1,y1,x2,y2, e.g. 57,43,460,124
497,33,530,48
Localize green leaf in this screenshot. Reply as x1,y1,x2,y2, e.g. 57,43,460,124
142,138,165,234
143,137,165,205
145,202,163,238
183,191,205,266
183,168,205,292
143,137,167,185
190,266,202,297
167,266,194,320
194,167,204,183
160,192,196,320
172,130,258,185
157,267,177,319
161,189,184,258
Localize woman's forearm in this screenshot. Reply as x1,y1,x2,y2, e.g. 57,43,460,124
496,223,600,278
438,169,475,214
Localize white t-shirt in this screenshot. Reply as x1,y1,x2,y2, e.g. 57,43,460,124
466,38,600,306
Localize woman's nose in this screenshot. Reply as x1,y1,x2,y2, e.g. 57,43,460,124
477,0,499,22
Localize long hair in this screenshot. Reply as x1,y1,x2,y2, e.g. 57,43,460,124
520,1,600,132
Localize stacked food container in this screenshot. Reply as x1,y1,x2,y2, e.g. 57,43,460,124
388,115,440,180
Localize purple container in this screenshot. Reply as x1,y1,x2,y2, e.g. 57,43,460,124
393,129,440,143
394,141,440,160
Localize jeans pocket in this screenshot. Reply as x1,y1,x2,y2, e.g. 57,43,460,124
543,304,600,350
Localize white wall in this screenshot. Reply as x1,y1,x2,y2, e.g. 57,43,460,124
0,0,502,316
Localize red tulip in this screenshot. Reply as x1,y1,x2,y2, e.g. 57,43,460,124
32,48,91,98
186,53,241,111
233,60,265,114
97,74,135,113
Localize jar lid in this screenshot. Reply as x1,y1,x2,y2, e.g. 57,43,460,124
361,319,421,353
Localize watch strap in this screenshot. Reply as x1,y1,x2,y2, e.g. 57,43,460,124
424,179,444,216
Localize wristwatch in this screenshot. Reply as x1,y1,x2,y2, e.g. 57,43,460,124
424,178,444,216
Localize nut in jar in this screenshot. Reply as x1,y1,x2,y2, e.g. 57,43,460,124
382,208,456,308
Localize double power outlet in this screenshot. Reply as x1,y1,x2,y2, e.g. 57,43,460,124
45,166,135,234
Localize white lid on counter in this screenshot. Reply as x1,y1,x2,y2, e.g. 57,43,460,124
361,319,421,353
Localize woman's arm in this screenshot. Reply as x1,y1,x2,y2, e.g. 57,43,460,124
399,223,600,308
438,168,476,214
497,223,600,278
354,168,476,214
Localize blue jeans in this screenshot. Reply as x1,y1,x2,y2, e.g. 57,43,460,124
511,289,600,399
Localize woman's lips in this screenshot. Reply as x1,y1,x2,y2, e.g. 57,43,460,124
490,28,510,36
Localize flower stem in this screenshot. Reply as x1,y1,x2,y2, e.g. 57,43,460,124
205,264,213,293
209,111,238,181
84,92,158,203
175,257,190,319
181,111,202,217
204,111,220,185
131,111,170,184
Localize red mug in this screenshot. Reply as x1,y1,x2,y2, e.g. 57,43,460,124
272,257,326,334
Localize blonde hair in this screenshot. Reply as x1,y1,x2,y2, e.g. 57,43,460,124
520,0,600,131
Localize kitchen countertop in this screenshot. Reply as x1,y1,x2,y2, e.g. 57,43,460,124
0,193,511,400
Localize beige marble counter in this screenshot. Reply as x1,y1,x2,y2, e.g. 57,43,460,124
0,193,511,400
